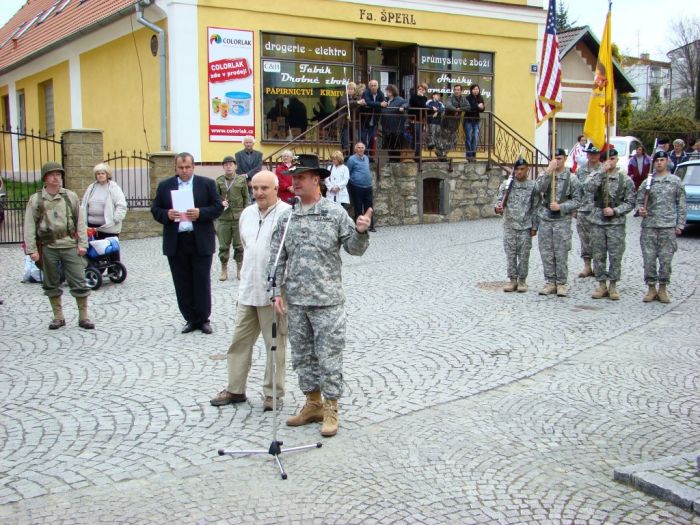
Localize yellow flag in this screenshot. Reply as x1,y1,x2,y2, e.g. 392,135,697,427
583,9,615,149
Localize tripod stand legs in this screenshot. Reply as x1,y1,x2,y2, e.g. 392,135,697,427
218,441,322,480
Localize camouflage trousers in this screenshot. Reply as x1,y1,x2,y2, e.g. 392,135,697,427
537,219,572,284
216,219,243,265
576,212,592,259
590,223,626,282
503,226,532,279
640,227,678,285
287,303,345,400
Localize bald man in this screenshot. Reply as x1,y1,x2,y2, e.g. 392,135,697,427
211,171,291,411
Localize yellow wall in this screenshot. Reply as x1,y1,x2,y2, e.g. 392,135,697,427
80,23,163,155
15,61,71,136
197,0,540,161
0,85,9,173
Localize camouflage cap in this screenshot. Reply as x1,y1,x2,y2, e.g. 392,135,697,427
41,161,65,180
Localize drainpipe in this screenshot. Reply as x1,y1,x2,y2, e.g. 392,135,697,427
135,1,168,151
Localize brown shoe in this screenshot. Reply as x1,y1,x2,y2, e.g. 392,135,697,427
49,318,66,330
210,390,247,406
263,396,283,412
78,319,95,329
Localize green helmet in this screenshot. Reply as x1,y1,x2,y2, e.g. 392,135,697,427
41,161,65,180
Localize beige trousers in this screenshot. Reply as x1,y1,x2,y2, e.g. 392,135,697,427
227,304,287,398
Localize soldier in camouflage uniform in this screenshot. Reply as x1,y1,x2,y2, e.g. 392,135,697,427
23,162,94,329
635,150,686,304
533,148,582,297
494,158,538,293
584,149,637,300
215,155,249,281
268,154,371,437
574,143,601,278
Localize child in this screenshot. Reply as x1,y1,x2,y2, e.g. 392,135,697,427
426,92,445,157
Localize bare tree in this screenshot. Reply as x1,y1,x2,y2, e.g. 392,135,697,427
667,17,700,118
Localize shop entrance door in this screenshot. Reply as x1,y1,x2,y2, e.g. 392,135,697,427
369,67,398,92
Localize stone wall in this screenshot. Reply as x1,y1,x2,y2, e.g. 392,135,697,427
374,161,507,227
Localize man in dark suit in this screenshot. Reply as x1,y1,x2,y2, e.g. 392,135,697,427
234,135,262,200
151,152,223,334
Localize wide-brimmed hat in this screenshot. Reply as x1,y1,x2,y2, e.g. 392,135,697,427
283,154,330,178
41,161,65,180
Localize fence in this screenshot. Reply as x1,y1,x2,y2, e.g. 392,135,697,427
104,150,154,208
0,128,63,244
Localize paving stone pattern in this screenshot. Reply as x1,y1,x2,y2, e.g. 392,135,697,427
1,218,699,523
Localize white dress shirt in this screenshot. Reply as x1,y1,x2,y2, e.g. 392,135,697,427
177,177,194,232
237,199,291,306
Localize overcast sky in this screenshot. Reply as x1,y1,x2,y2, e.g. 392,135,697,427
1,0,698,61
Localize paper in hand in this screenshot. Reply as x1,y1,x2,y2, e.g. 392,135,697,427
171,189,194,222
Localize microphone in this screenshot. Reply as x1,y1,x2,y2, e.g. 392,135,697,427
287,196,301,208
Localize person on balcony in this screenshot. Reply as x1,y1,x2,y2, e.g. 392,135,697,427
445,84,469,159
359,80,386,157
235,136,262,201
464,84,485,161
426,92,446,160
409,83,429,160
381,85,409,162
336,82,362,157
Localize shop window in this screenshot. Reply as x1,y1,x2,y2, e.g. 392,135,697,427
39,80,54,135
417,47,494,111
261,33,353,141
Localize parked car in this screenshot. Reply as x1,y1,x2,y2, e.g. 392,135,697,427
675,155,700,225
608,135,643,172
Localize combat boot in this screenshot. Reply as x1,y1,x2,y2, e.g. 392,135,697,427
48,296,66,330
219,264,228,281
503,279,518,292
642,284,657,303
657,284,671,304
591,281,608,299
517,279,528,293
556,284,569,297
539,282,556,295
286,391,324,426
320,399,338,437
608,281,620,301
76,296,95,329
578,257,593,278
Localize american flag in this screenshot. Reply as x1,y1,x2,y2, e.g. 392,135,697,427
535,0,563,125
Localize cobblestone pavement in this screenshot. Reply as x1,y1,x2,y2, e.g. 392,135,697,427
1,218,699,524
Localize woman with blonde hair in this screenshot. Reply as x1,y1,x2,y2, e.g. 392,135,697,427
325,150,350,210
81,163,127,259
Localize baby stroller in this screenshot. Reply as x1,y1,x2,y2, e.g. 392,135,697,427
85,228,127,290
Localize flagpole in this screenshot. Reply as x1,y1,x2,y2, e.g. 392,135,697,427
551,115,556,157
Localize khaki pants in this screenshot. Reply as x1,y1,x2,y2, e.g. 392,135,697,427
227,304,287,398
42,245,89,298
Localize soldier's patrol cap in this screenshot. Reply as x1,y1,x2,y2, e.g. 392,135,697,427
653,150,669,160
553,148,567,157
513,158,528,168
583,143,600,154
222,155,236,164
41,161,65,180
283,154,330,178
601,148,618,160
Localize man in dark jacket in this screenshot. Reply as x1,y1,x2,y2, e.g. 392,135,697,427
360,80,386,155
151,152,223,334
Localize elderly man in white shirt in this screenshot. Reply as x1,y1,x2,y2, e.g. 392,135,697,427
211,171,291,411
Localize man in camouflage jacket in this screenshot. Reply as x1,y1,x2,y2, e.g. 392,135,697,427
268,154,371,437
215,155,249,281
573,143,602,278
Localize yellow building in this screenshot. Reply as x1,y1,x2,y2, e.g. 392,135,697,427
0,0,547,162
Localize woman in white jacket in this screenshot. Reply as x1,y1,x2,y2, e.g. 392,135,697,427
325,150,350,211
81,163,128,259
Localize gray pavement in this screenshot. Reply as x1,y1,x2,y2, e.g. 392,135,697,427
1,217,699,524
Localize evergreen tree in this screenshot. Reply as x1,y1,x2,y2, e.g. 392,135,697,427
556,1,577,32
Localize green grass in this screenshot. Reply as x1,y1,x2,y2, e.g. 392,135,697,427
1,177,43,201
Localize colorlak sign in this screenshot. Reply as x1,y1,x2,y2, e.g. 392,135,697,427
208,27,255,142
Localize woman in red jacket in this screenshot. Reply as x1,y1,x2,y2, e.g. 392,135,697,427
275,150,296,204
627,145,651,189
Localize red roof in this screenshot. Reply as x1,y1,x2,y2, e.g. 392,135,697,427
0,0,137,75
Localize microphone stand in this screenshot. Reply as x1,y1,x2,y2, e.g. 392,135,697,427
218,197,321,479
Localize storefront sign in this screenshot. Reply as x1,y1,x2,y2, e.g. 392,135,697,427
207,27,255,142
262,34,353,64
358,8,417,25
419,47,493,74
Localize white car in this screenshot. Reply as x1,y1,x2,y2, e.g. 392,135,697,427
608,135,643,172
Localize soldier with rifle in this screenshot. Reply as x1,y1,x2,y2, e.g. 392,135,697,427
494,158,538,292
635,150,686,303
